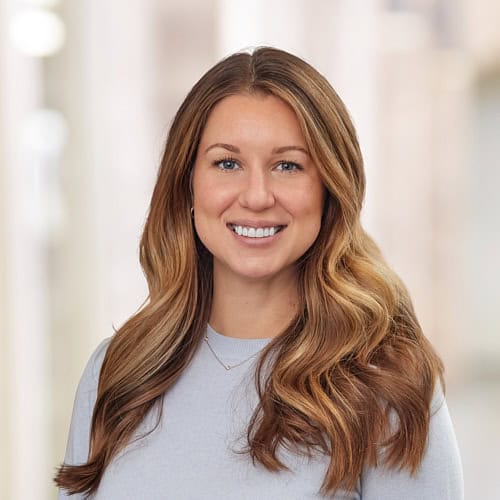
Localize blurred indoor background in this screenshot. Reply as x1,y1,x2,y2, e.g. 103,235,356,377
0,0,499,498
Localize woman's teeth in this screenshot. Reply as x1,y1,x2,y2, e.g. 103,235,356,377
230,225,282,238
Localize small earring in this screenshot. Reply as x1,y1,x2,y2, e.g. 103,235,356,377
190,207,194,218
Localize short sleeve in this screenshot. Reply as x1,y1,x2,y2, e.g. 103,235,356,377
58,337,111,500
360,384,464,499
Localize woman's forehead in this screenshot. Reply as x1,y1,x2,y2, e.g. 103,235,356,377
198,93,308,152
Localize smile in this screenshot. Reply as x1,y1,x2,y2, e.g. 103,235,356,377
228,224,285,238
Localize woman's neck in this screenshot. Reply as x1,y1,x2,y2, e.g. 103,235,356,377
209,267,299,339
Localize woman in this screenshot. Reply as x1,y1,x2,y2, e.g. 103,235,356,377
55,47,463,499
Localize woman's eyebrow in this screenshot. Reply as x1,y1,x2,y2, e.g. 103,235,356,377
204,143,240,154
271,145,310,156
204,143,310,156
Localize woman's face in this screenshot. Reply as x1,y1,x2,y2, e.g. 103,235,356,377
192,92,325,282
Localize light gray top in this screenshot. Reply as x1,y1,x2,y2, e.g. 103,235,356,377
59,325,463,499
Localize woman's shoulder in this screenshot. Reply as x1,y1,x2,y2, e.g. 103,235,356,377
61,337,113,469
360,378,463,499
76,336,112,394
430,378,446,415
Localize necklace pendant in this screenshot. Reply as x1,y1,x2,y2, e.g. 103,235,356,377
204,335,260,371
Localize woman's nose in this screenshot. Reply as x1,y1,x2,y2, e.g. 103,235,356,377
238,169,275,211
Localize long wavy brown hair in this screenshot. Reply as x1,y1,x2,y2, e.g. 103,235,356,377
55,46,443,496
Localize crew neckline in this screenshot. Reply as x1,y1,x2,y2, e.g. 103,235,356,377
205,323,273,363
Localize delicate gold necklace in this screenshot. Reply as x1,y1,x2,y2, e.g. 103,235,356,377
204,335,260,371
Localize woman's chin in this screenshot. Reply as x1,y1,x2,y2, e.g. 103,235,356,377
219,260,296,283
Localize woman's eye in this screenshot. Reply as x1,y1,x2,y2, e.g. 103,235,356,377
276,161,301,172
214,159,239,170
